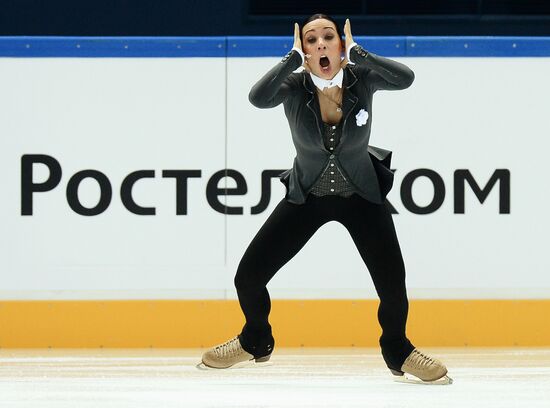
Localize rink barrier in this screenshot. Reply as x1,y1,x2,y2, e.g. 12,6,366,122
1,37,549,347
0,299,549,347
1,36,550,57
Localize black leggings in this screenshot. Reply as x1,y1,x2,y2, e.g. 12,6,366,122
234,192,415,370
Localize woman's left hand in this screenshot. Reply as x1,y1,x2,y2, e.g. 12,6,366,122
341,18,354,68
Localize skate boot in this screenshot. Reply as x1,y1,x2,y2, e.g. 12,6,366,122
198,335,272,369
391,348,453,385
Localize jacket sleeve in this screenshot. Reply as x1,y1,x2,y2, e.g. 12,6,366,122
248,49,303,109
349,43,415,91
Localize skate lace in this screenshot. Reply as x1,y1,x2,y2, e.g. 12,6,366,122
213,336,242,358
408,349,436,369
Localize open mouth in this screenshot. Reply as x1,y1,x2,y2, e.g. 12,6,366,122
319,56,330,71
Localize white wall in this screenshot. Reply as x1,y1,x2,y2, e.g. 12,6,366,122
1,56,549,300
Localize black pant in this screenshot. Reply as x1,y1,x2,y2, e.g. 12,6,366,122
234,193,415,370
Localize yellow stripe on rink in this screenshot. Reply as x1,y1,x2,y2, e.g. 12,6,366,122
0,299,549,348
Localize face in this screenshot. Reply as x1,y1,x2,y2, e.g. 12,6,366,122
302,18,343,79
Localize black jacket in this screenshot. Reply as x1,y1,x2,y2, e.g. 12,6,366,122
248,44,415,205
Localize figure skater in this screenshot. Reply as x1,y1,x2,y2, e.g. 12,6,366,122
200,14,452,385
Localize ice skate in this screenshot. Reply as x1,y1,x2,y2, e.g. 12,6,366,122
390,348,453,385
197,335,272,370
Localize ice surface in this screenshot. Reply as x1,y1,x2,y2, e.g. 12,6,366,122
1,347,549,407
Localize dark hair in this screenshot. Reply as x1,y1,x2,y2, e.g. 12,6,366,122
300,13,344,49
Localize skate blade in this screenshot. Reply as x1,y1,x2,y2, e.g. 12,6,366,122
393,373,453,385
196,359,274,370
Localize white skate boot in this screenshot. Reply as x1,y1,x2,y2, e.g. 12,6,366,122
391,348,453,385
197,335,272,369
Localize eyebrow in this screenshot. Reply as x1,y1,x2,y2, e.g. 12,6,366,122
304,27,336,35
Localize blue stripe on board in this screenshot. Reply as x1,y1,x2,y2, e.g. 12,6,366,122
0,36,226,57
226,37,293,57
226,36,407,57
407,36,550,57
358,37,407,56
0,36,549,57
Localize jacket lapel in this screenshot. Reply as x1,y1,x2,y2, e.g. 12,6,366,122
303,74,324,143
339,67,359,146
341,67,359,121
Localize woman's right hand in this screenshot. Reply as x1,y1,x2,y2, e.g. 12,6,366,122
294,22,310,72
293,22,302,52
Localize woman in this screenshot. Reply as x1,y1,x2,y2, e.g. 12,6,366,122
200,14,452,384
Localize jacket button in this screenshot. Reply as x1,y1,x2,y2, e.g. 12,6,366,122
329,154,335,159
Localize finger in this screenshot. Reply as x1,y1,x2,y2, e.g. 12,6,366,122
294,23,299,42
